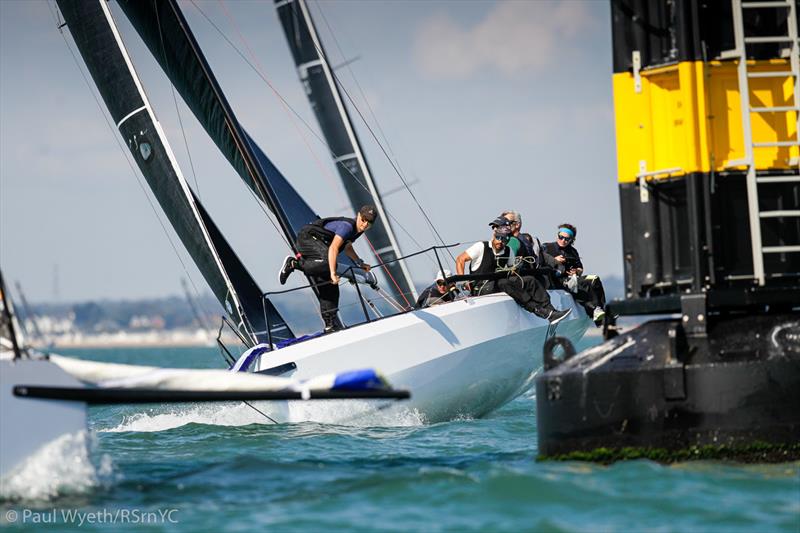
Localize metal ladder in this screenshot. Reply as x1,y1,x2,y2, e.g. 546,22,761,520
731,0,800,285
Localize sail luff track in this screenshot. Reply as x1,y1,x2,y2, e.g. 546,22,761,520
55,0,293,345
275,0,418,302
116,0,319,245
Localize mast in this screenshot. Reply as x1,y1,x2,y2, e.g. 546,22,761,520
14,282,47,347
56,0,293,345
275,0,418,302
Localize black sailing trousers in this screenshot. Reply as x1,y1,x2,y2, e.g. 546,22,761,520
573,275,606,316
295,227,340,328
496,275,554,318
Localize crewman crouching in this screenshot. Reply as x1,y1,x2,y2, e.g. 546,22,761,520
279,205,377,332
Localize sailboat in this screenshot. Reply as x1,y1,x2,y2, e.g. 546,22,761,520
53,0,591,424
0,266,408,481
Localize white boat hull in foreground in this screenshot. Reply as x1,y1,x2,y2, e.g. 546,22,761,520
255,291,591,423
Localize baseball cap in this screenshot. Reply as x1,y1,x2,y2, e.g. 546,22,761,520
489,216,511,228
435,269,452,282
359,205,378,223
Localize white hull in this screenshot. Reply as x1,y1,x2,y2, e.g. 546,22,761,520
0,358,88,480
255,291,591,423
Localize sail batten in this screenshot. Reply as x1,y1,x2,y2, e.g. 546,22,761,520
56,0,293,345
275,0,418,302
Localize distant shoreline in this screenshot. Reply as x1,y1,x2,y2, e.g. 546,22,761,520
32,329,220,349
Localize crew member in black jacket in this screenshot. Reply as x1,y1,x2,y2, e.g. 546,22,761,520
279,205,377,332
543,223,607,326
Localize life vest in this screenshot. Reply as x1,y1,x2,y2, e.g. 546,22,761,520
543,241,582,270
516,232,542,272
469,241,511,275
305,217,362,248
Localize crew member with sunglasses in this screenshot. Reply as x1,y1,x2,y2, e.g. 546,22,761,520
456,217,570,323
279,205,377,332
500,210,560,285
543,223,607,326
456,217,516,296
414,269,458,309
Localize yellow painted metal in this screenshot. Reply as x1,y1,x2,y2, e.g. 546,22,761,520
613,59,798,183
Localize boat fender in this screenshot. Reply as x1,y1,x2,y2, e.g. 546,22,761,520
543,336,576,370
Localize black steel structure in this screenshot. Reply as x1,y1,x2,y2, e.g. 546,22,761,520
536,0,800,461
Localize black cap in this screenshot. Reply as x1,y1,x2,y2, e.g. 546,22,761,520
359,205,378,223
489,216,511,228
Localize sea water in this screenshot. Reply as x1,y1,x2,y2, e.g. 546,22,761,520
1,344,798,532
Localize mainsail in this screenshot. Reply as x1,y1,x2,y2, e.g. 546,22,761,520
115,0,318,243
275,0,418,303
56,0,292,345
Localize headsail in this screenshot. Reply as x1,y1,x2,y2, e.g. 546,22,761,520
275,0,418,303
56,0,292,345
116,0,317,244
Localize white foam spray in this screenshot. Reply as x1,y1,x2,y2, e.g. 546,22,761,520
102,402,284,432
0,431,114,501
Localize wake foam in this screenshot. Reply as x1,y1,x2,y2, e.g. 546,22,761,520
286,400,426,427
102,402,282,432
101,400,426,432
0,431,113,501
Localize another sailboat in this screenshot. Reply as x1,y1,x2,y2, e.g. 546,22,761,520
0,265,408,481
53,0,591,424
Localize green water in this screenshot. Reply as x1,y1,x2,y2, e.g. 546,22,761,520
1,346,798,532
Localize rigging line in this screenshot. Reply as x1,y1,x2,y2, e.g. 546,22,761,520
312,1,399,169
243,400,278,424
147,16,224,332
49,1,213,317
309,6,450,268
187,0,435,263
152,0,202,199
215,0,348,227
164,1,290,250
215,2,412,312
363,236,411,309
284,1,454,263
214,1,410,308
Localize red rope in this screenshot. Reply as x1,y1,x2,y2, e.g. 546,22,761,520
364,235,412,309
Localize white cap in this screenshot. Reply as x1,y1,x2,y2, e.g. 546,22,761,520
435,269,452,281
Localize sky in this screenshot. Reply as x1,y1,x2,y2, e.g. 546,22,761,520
0,0,618,305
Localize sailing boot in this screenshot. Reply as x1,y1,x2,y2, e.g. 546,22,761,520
547,308,572,324
279,255,298,285
523,301,551,320
322,312,344,334
592,307,606,327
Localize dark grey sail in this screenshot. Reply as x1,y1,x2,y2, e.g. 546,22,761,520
116,0,318,243
56,0,292,345
275,0,417,303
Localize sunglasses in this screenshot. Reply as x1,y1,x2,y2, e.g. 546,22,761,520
557,234,573,242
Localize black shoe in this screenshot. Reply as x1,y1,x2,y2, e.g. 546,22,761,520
547,308,572,324
279,256,297,285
